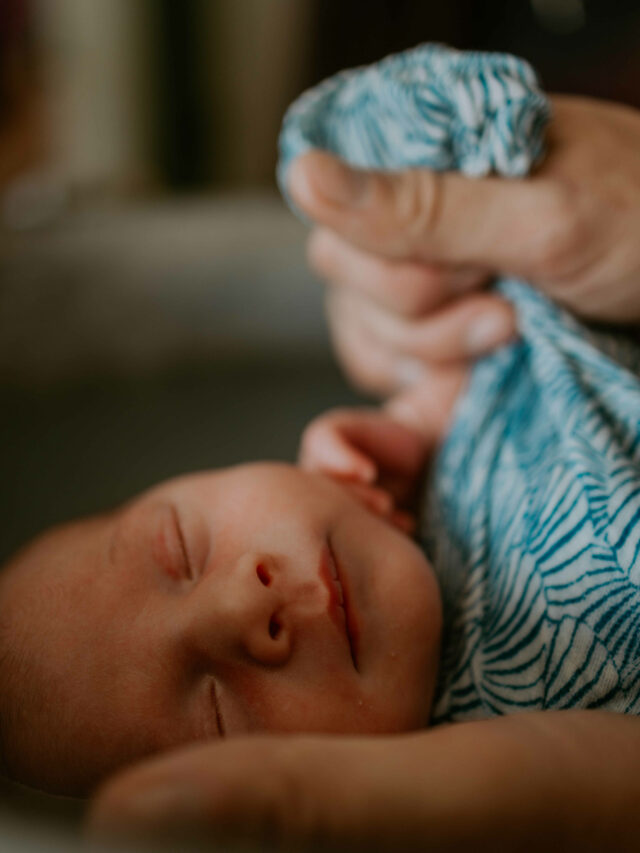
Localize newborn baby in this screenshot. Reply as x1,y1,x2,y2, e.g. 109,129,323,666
3,44,640,803
0,439,443,796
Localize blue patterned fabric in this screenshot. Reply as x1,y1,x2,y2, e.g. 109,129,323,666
277,43,550,193
278,44,640,719
426,284,640,720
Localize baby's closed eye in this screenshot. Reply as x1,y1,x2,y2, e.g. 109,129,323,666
152,504,194,583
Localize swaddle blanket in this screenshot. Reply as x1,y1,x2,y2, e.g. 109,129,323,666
278,44,640,720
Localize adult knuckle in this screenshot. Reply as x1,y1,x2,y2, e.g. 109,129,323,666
394,265,443,316
535,181,589,277
342,349,392,396
266,739,329,846
391,170,442,253
325,302,394,395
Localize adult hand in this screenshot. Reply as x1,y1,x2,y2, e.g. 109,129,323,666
289,95,640,395
87,712,640,852
87,734,420,851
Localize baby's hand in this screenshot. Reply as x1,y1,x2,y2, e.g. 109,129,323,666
299,407,427,531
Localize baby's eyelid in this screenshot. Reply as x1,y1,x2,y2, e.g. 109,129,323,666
172,506,194,581
211,680,226,738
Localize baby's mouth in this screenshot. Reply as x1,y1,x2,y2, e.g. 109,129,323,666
323,537,360,672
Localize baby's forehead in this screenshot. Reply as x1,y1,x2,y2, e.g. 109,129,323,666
2,513,113,586
0,514,119,679
0,511,141,790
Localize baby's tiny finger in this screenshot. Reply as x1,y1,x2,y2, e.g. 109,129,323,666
342,481,395,517
299,418,377,483
342,480,416,533
389,509,416,535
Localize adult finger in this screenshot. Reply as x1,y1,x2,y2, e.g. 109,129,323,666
86,736,359,848
309,227,490,317
325,289,427,395
330,287,516,368
289,150,562,275
87,738,301,848
86,734,435,851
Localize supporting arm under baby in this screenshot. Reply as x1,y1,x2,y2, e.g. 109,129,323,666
87,708,640,851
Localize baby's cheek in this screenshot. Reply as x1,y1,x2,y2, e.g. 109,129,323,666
226,668,371,736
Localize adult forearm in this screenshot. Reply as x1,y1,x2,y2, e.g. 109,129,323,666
383,711,640,852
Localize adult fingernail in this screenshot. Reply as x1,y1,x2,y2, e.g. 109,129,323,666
466,312,514,355
395,357,428,387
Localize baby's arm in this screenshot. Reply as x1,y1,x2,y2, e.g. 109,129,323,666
299,365,467,525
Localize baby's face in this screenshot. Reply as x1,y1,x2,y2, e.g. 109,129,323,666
0,463,441,795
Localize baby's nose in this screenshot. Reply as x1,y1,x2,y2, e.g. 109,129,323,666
187,552,293,668
233,552,292,666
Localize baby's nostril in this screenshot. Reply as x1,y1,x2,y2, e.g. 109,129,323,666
268,616,281,640
256,563,271,586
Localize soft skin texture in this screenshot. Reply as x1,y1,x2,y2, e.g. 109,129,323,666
0,463,441,795
289,96,640,395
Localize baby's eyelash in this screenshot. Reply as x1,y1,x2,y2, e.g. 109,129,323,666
171,507,194,581
211,681,225,738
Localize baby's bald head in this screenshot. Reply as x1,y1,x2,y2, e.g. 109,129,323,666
0,515,124,793
0,464,441,797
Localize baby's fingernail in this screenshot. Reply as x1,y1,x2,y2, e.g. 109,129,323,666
466,312,514,354
368,488,394,514
390,509,416,535
395,357,428,387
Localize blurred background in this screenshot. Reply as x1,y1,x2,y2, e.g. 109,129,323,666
2,0,640,847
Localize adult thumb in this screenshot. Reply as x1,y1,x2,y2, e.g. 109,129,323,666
288,150,557,276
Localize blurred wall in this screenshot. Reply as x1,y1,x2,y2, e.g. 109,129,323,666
33,0,153,192
20,0,314,195
3,0,640,206
202,0,314,187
